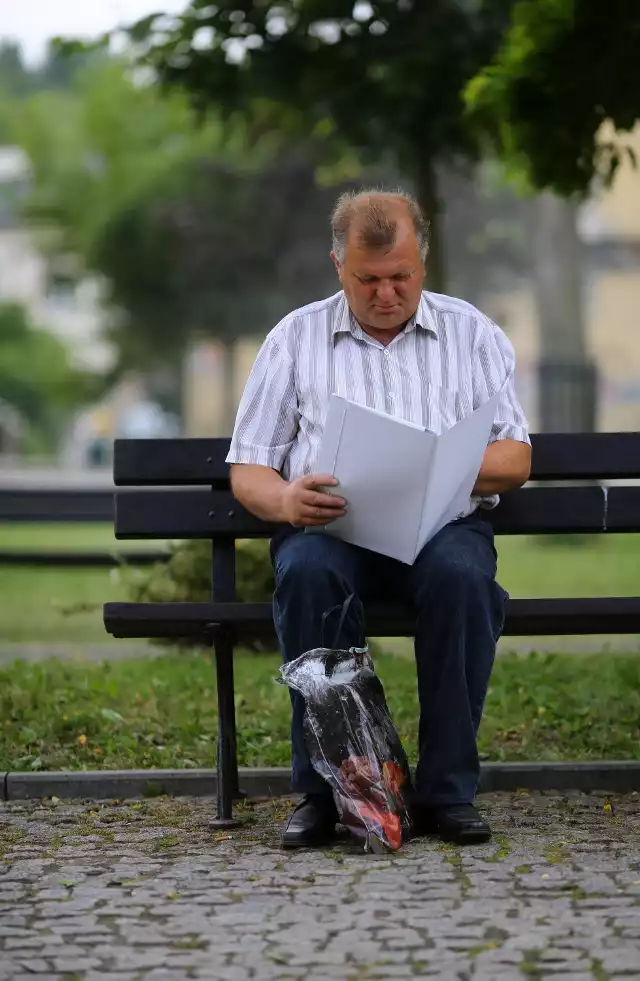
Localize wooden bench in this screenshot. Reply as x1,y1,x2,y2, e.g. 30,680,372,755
104,433,640,826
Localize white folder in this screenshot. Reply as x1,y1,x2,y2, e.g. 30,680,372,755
313,392,500,564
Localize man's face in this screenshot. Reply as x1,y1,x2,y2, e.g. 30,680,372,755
332,222,425,334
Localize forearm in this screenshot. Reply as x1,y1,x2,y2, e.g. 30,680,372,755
229,464,288,523
473,439,532,495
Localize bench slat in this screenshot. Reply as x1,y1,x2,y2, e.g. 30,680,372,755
606,486,640,531
104,596,640,639
0,489,113,522
115,489,280,538
113,433,640,486
114,485,640,539
530,432,640,480
114,438,231,488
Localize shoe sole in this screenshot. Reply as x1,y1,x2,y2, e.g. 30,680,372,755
438,827,492,845
281,833,336,850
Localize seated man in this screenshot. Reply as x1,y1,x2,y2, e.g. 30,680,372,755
227,189,531,848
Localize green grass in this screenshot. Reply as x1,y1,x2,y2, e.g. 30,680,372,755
498,534,640,599
0,566,129,644
0,522,168,552
0,522,169,643
1,527,639,644
1,649,639,771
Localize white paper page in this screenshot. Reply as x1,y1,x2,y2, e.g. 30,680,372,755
314,395,436,564
416,392,500,555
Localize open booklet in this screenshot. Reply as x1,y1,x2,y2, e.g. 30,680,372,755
311,391,500,564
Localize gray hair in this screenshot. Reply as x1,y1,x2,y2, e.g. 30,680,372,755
331,188,429,263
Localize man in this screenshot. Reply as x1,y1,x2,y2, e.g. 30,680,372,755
227,190,531,848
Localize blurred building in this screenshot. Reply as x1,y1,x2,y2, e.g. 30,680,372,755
0,145,113,373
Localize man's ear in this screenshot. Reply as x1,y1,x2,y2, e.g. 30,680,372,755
330,250,343,282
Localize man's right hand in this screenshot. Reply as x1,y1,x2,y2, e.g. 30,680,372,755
281,474,347,527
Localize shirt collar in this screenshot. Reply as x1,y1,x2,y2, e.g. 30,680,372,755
332,291,438,339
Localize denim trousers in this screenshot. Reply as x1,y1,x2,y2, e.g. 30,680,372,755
271,513,508,807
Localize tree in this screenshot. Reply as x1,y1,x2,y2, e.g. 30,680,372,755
14,58,217,265
463,0,640,432
111,0,515,292
13,57,252,420
96,143,391,428
0,42,31,96
0,303,97,452
465,0,640,196
14,56,382,426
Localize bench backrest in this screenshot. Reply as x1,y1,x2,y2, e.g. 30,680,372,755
112,433,640,602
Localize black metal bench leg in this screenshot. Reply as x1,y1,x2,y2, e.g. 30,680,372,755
209,629,242,829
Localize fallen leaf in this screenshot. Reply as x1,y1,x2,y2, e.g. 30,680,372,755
100,708,125,724
541,873,550,879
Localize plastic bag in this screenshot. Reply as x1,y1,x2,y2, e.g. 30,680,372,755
279,596,412,852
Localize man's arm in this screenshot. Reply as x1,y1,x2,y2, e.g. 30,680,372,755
230,464,347,526
473,439,531,496
471,316,531,496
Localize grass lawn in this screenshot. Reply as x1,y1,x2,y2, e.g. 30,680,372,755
0,522,169,552
0,523,168,644
0,566,130,644
0,527,639,644
1,649,639,772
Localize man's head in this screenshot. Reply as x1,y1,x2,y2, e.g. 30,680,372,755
331,189,428,337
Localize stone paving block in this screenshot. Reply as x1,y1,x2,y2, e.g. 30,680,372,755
53,957,102,972
8,976,67,981
11,960,52,975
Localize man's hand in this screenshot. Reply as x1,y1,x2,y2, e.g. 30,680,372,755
229,464,347,526
281,474,347,527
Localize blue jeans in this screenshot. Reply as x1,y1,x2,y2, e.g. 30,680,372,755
271,513,508,807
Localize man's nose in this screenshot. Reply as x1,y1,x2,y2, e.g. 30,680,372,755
376,280,396,303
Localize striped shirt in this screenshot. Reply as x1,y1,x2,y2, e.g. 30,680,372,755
227,290,530,512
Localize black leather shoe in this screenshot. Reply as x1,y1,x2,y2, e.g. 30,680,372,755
281,795,338,849
414,803,491,844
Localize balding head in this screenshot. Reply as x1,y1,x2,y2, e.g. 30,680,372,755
330,188,427,342
331,189,429,264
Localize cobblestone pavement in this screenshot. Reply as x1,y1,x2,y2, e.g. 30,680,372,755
1,791,639,981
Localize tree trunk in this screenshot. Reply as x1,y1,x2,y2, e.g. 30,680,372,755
219,338,238,437
532,193,597,432
413,156,447,293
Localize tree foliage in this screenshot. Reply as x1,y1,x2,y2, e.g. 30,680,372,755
107,0,515,290
97,147,360,369
14,58,216,264
12,55,380,420
465,0,640,195
0,303,96,444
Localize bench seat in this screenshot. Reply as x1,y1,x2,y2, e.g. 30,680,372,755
105,596,640,641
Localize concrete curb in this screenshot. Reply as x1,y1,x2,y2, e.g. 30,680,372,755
3,767,292,802
1,762,639,802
